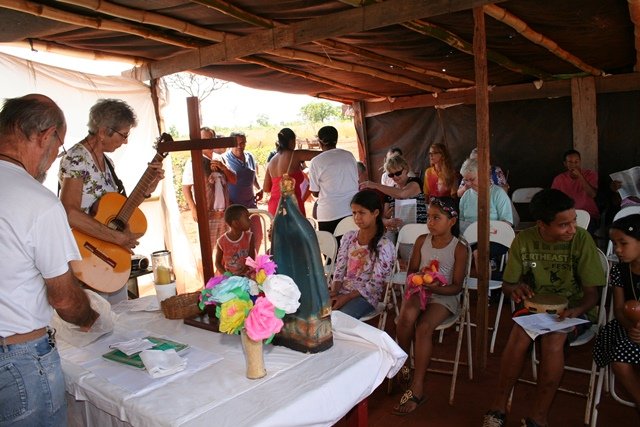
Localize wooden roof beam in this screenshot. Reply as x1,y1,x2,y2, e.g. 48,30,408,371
0,0,201,49
239,55,384,99
629,0,640,71
192,0,472,86
34,0,394,96
131,0,501,80
339,0,551,79
57,0,225,42
5,39,149,66
483,4,605,76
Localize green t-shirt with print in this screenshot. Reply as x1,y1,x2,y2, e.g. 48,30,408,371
503,226,605,320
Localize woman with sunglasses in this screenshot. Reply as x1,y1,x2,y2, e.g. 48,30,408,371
423,143,457,198
361,154,427,240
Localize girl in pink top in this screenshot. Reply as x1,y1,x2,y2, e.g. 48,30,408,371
215,205,256,276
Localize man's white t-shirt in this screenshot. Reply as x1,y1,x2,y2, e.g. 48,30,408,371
309,148,358,222
0,161,80,336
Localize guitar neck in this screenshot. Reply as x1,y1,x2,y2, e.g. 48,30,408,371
115,152,165,225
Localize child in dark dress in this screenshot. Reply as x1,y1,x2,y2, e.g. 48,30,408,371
593,214,640,416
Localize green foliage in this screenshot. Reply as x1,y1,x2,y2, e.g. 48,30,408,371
299,102,342,125
256,114,270,127
168,125,180,140
171,152,190,210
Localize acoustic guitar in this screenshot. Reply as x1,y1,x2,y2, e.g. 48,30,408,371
70,133,173,292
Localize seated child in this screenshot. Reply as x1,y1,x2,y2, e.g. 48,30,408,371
392,196,468,416
593,214,640,418
330,190,396,319
215,204,255,276
482,189,605,427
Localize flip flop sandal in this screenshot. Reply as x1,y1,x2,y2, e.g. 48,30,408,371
392,389,425,416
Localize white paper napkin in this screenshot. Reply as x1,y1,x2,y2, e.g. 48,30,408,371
139,349,187,378
109,338,155,356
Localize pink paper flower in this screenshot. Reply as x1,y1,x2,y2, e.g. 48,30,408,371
245,297,284,342
205,275,227,289
245,255,277,276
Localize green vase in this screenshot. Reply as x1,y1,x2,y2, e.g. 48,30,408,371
271,175,333,353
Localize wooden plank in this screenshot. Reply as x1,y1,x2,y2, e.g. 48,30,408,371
185,97,214,283
363,73,640,117
140,0,503,80
352,101,370,177
157,137,236,153
571,77,598,170
473,6,490,370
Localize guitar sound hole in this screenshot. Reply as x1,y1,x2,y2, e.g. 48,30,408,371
108,219,126,232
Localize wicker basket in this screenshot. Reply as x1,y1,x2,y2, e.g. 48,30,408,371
161,292,203,319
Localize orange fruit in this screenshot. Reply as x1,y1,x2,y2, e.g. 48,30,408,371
411,275,424,286
423,274,434,284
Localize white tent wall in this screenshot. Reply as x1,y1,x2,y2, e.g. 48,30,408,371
0,52,201,295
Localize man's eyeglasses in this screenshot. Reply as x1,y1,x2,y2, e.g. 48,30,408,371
388,169,404,178
55,130,67,159
110,128,130,140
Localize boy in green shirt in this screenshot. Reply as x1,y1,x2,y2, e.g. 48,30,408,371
483,189,605,427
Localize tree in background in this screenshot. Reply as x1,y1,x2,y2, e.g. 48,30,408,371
299,102,342,125
256,114,270,127
165,72,226,101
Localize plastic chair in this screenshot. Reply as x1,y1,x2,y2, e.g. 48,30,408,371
388,223,426,318
360,270,395,330
427,239,474,404
512,187,543,230
512,248,609,425
248,209,273,254
462,220,516,353
316,230,337,286
511,187,544,203
333,215,358,238
307,217,318,230
575,208,590,229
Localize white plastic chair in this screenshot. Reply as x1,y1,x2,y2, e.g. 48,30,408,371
360,270,395,330
315,230,337,286
248,209,273,254
332,215,358,238
575,208,590,229
463,220,516,353
389,223,426,318
512,187,544,231
511,187,544,203
307,217,318,230
513,248,609,425
427,239,474,404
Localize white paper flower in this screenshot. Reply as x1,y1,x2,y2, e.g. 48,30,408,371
247,278,260,296
262,274,301,314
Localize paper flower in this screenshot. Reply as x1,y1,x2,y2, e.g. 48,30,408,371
210,276,251,304
217,298,253,334
262,274,301,314
246,255,277,276
244,297,284,343
200,255,301,343
405,261,449,310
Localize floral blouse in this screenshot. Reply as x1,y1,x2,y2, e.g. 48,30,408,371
58,143,118,213
333,230,396,307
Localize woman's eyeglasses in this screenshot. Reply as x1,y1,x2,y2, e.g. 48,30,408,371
110,128,130,140
388,169,404,178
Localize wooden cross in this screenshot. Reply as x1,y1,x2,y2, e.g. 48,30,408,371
156,96,236,282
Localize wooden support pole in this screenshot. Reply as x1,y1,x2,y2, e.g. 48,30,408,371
571,77,598,171
352,101,370,177
473,6,490,370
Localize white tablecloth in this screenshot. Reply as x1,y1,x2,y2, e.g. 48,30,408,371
60,298,406,427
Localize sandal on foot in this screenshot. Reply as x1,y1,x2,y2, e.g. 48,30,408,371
392,389,425,416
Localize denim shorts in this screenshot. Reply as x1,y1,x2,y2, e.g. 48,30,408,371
0,334,67,426
339,296,376,320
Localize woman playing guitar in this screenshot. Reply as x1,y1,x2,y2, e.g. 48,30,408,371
58,99,164,295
